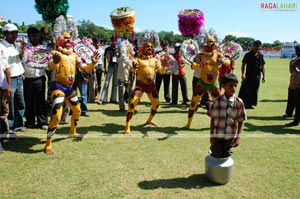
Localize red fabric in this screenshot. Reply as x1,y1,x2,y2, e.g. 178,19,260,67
172,53,185,76
219,64,234,78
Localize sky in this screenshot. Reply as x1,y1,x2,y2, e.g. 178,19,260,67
0,0,299,43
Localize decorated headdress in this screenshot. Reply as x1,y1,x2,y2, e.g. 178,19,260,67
137,29,160,49
178,9,204,37
110,7,135,40
196,28,220,49
34,0,69,33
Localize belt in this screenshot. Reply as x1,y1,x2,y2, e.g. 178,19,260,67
11,75,22,78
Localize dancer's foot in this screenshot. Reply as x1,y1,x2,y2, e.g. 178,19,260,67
183,123,190,129
44,148,54,155
69,133,83,138
146,121,158,126
124,132,132,137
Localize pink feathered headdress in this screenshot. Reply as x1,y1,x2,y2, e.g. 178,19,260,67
178,9,204,37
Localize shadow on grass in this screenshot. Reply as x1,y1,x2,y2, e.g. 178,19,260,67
76,122,208,141
247,115,289,121
2,137,66,154
138,174,219,190
260,99,287,103
244,122,300,135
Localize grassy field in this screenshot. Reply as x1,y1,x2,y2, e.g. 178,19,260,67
1,58,300,199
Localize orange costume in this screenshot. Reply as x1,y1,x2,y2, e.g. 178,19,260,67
44,32,99,155
125,30,165,134
184,37,231,129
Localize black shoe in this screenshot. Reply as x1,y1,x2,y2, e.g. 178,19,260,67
25,124,36,129
285,121,299,127
282,114,292,118
81,113,90,117
110,101,118,104
245,106,254,109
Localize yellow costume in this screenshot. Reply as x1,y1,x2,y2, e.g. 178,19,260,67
44,32,98,155
184,37,231,129
125,39,165,134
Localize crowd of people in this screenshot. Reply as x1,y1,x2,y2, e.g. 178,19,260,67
4,21,298,158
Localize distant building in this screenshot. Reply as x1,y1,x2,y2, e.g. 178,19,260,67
281,43,299,58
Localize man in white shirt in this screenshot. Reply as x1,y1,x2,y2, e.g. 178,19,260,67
22,27,49,129
0,58,11,153
0,23,26,132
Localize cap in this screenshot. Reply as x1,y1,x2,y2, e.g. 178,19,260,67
175,43,181,48
2,23,18,32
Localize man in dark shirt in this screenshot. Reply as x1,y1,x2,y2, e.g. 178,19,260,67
98,36,118,104
238,40,266,109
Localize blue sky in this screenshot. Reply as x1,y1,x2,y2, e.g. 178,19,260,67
0,0,299,43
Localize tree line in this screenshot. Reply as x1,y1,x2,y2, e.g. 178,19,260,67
1,20,296,50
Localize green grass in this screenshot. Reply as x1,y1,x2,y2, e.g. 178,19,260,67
1,58,300,199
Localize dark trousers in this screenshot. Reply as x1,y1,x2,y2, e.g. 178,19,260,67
238,76,261,107
285,88,296,116
155,73,171,102
95,68,103,93
0,89,9,134
24,76,48,126
293,88,300,123
171,74,189,104
210,138,234,158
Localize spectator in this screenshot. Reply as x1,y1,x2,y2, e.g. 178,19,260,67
22,27,49,129
238,40,266,109
98,36,118,105
0,58,12,153
283,45,300,118
93,37,104,102
117,37,133,111
171,42,189,105
0,23,26,132
155,40,172,103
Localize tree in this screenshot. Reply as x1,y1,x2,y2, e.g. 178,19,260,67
223,34,237,42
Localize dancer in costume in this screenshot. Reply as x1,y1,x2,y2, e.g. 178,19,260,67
184,36,233,129
44,32,100,155
125,30,166,135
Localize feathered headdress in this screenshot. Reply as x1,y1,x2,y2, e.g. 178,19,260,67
196,28,220,49
137,29,160,49
110,7,135,40
178,9,204,37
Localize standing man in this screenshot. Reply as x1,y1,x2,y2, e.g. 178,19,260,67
93,37,104,102
171,42,189,105
117,37,133,111
0,23,26,132
238,40,266,109
155,40,172,103
0,58,12,153
98,36,118,105
22,27,49,129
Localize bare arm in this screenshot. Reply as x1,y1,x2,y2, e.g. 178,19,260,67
241,63,246,80
4,68,12,97
232,121,243,147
